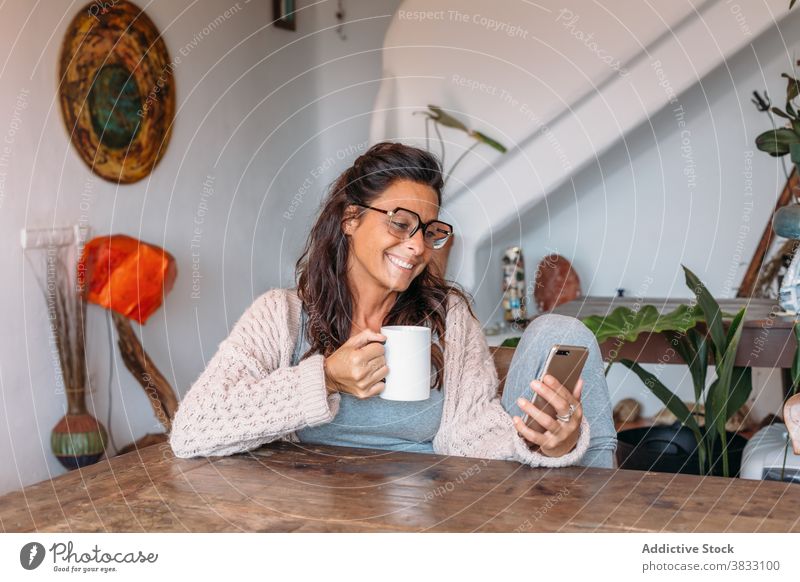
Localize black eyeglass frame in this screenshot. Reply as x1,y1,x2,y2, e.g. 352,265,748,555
350,202,454,249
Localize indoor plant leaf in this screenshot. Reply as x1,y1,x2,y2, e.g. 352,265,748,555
702,308,743,449
707,306,747,476
581,304,704,344
782,72,800,103
470,130,508,153
701,367,753,460
620,359,707,472
726,366,753,421
667,328,708,404
620,359,703,437
506,302,708,348
771,107,792,119
682,265,728,361
427,105,469,132
755,127,800,156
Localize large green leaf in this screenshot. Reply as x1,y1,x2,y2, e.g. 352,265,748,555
581,304,704,344
682,265,727,363
713,306,747,416
704,309,745,446
726,366,753,421
723,305,741,344
619,360,702,434
708,306,747,476
702,367,752,468
704,377,726,476
755,127,800,157
667,328,707,404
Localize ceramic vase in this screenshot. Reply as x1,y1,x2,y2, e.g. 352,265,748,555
51,386,108,470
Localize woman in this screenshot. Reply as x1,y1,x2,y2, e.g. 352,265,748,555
169,142,617,467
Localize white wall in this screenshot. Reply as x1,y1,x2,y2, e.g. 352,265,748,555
369,0,796,421
371,0,792,300
0,0,399,495
480,6,800,421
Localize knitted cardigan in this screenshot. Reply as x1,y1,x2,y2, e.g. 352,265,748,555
169,288,591,467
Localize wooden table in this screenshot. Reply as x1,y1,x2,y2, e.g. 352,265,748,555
1,441,797,532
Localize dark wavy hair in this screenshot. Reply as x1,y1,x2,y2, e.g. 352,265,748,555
294,141,475,391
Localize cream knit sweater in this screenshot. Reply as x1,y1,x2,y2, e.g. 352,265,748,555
169,288,591,467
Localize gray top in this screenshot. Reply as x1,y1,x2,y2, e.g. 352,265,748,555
293,306,444,453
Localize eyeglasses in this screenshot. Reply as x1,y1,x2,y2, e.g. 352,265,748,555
351,203,454,250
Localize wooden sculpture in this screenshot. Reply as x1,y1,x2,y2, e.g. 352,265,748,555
78,234,178,453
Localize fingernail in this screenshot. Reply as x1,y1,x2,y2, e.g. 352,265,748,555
517,397,525,407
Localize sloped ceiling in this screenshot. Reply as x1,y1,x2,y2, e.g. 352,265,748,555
370,0,792,291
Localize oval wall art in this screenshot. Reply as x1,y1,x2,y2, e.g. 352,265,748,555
58,1,175,183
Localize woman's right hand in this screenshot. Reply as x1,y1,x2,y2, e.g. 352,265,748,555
323,330,388,399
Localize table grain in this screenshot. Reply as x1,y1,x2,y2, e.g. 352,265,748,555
1,441,797,532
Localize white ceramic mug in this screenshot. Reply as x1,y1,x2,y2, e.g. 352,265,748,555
379,325,432,401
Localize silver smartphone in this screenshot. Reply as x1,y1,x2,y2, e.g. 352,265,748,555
521,344,588,433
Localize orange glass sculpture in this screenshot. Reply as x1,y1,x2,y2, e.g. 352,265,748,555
78,234,177,324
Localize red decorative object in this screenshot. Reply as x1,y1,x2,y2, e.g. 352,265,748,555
78,234,177,324
533,254,582,313
77,234,179,442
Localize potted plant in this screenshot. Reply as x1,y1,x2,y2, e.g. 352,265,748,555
498,265,751,475
754,53,800,312
414,104,507,188
751,21,800,476
584,266,751,477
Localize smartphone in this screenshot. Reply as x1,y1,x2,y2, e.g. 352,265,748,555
521,344,588,433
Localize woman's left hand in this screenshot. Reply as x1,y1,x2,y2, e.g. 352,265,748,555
511,375,584,458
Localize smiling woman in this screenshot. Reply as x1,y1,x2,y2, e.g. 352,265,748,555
300,143,461,392
169,142,614,467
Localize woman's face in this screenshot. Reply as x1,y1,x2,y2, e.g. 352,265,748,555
344,179,440,293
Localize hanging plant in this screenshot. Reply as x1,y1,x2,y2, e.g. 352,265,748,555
414,105,507,188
